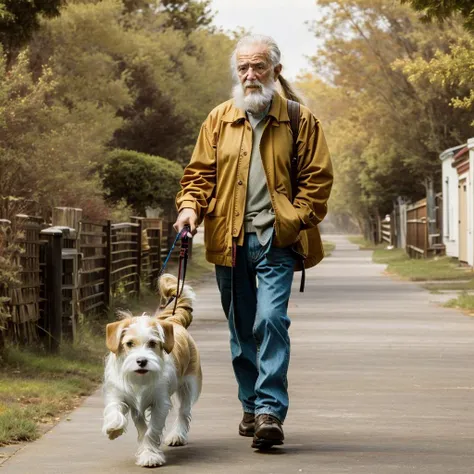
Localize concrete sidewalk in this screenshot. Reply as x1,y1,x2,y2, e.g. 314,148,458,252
3,235,474,473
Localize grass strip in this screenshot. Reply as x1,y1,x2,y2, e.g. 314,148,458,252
422,280,474,292
373,248,472,281
323,241,335,256
347,235,388,250
444,291,474,313
0,325,105,446
347,235,473,282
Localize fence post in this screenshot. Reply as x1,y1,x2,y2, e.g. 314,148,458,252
424,215,429,258
104,220,112,309
52,207,82,231
426,178,436,237
156,228,162,289
390,211,395,247
41,228,63,353
136,219,142,299
414,207,418,259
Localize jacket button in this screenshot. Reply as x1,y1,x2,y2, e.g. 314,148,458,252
243,151,248,156
238,180,243,185
233,228,237,234
235,211,240,216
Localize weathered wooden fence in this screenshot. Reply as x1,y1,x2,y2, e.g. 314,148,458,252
406,199,428,257
0,216,43,344
1,207,186,350
370,193,444,258
405,194,444,258
110,222,142,300
79,220,109,318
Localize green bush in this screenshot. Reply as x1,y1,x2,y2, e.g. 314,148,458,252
101,149,183,215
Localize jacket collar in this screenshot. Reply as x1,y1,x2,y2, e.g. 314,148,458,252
222,91,289,124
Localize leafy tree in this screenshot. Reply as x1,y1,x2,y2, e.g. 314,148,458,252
160,0,214,32
109,10,234,164
401,0,474,31
1,4,130,218
122,0,149,12
101,149,183,215
299,0,473,233
395,34,474,124
31,0,233,165
1,0,233,218
0,0,61,64
123,0,214,32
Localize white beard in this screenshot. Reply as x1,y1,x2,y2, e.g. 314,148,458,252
232,79,276,114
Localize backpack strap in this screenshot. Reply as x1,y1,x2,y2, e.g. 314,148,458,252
287,99,300,203
287,99,305,293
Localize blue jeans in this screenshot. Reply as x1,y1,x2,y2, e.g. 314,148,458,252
215,233,295,422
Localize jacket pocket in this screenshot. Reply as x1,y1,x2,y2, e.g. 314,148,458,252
273,193,301,248
204,198,226,253
207,197,218,215
204,215,226,253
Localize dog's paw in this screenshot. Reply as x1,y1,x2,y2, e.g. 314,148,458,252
106,427,125,440
102,411,127,440
136,448,166,467
165,431,188,447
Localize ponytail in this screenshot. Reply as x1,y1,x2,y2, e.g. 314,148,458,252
278,75,304,105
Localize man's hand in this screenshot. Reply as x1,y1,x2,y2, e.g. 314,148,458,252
173,208,198,237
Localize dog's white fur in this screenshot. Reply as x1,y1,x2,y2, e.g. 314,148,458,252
102,274,201,467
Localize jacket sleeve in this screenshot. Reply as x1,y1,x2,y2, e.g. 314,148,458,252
293,119,333,229
176,120,216,224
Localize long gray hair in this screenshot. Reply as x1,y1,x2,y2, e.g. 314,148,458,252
230,34,303,104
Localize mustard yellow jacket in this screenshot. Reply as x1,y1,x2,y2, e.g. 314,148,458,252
176,92,333,270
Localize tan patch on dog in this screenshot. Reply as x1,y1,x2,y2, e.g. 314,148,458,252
159,321,175,354
106,319,131,354
156,320,202,388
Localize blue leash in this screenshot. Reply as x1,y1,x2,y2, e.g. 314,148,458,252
158,225,190,278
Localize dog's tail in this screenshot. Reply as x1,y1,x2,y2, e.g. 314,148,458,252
156,273,195,329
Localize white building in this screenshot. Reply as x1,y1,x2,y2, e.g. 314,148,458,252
440,138,474,265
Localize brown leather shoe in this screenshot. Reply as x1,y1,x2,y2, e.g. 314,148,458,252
239,412,255,437
252,414,284,449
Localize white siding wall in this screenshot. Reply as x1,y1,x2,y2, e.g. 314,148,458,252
459,171,471,265
440,150,459,258
469,138,474,266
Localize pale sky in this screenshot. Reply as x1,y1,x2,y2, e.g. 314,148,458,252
210,0,325,81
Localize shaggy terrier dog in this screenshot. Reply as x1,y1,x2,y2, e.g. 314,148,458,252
102,274,202,467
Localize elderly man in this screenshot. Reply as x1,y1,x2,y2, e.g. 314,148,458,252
174,35,333,449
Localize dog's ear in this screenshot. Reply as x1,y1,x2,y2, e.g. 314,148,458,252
106,320,130,353
159,321,174,354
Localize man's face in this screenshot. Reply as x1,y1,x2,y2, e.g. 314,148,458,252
236,44,275,95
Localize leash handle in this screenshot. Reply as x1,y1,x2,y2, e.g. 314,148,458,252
158,225,192,278
173,225,191,315
180,224,191,243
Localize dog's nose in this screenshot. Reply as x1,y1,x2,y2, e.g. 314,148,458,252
136,358,148,368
